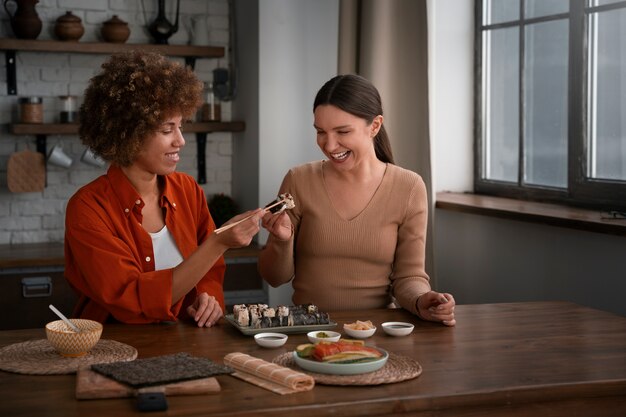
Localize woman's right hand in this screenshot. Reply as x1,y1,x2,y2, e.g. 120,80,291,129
215,209,263,248
261,211,293,241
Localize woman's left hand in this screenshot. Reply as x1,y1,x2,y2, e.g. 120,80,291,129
417,291,456,326
187,292,223,327
261,211,293,241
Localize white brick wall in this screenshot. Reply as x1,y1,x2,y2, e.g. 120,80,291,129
0,0,233,244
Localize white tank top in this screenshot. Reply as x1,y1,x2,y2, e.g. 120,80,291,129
149,225,184,271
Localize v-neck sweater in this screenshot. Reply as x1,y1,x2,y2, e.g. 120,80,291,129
259,161,430,315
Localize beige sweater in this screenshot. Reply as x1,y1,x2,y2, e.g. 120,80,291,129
258,161,431,315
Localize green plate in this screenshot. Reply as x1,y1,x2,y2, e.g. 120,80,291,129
224,314,337,336
292,348,389,375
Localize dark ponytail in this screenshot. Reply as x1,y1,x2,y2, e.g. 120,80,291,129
313,74,395,164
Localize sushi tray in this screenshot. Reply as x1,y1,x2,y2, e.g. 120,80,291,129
225,303,337,336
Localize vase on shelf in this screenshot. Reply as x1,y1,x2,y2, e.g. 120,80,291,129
147,0,180,45
54,11,84,42
101,15,130,43
3,0,42,40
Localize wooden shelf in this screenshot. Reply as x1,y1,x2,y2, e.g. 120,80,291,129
8,122,246,185
1,38,240,185
9,122,246,136
0,38,225,95
0,38,224,58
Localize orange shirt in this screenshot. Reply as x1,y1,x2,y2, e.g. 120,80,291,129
64,165,225,324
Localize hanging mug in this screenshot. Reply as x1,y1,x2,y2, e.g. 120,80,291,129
47,145,73,168
3,0,42,40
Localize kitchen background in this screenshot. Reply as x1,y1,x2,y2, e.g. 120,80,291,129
1,0,625,319
0,0,233,245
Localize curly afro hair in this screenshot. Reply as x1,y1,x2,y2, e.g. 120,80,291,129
79,51,203,167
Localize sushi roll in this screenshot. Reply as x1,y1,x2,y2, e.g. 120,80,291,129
303,314,318,325
277,306,289,326
317,311,330,324
249,305,262,328
264,193,296,215
229,303,330,328
235,305,249,327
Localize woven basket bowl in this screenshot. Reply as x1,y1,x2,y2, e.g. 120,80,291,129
45,319,103,357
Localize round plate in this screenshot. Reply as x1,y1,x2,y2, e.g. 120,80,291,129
292,348,388,375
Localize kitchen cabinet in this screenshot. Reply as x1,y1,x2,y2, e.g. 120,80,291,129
0,267,76,330
0,243,267,330
0,38,245,184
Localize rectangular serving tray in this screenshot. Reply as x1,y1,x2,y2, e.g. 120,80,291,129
224,314,338,336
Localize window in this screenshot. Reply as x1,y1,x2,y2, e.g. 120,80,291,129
476,0,626,210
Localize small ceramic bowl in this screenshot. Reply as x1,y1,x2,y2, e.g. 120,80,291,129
45,319,103,357
382,321,415,337
343,324,376,339
307,330,341,344
254,332,288,348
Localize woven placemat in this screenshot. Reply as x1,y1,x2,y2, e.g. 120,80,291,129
272,352,422,386
0,339,137,375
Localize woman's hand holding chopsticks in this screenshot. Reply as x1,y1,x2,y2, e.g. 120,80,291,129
214,194,295,235
213,208,264,243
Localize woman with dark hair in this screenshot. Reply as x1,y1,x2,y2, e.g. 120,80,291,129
65,51,262,326
258,74,455,325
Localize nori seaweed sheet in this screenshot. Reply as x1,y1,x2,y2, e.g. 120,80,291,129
91,352,233,388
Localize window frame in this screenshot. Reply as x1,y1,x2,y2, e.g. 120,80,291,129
474,0,626,211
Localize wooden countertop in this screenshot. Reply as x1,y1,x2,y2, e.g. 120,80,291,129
1,302,625,416
0,242,261,269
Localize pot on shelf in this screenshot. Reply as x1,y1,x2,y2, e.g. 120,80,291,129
54,11,84,42
101,15,130,43
3,0,42,40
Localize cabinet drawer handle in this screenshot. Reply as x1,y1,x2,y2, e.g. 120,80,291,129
21,276,52,298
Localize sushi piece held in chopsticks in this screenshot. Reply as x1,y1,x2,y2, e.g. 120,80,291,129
213,194,295,235
264,193,295,215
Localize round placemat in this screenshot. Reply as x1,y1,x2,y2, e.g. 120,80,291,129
0,339,138,375
272,352,422,386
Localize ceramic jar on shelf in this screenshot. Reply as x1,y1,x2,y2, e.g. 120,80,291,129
101,15,130,43
54,11,84,41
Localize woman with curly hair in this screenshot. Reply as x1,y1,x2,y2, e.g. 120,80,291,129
65,51,262,326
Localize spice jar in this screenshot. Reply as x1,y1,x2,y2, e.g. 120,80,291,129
19,97,43,124
59,95,77,123
201,82,221,122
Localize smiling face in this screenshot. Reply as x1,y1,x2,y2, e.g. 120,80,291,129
314,104,382,173
131,115,185,176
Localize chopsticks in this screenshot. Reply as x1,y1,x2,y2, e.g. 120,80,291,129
213,198,288,235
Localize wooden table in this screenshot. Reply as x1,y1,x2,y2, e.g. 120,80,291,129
1,302,625,416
